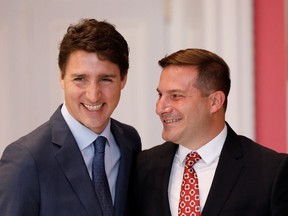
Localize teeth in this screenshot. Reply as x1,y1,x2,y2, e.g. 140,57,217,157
164,118,180,123
84,104,103,111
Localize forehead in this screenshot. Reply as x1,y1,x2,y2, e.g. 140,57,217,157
65,50,120,75
158,65,198,91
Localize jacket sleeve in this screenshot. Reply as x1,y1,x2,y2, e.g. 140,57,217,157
0,143,40,216
271,155,288,216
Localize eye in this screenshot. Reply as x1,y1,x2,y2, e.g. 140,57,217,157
157,91,163,99
170,94,184,100
100,75,114,83
74,77,84,81
102,77,113,82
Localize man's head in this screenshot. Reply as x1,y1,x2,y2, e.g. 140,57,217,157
158,48,230,111
59,19,129,133
58,18,129,80
156,48,230,149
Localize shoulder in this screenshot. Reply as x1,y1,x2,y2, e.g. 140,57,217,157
141,141,177,155
225,124,286,165
1,106,66,161
11,105,66,152
111,118,140,139
111,118,137,132
0,122,51,183
5,120,51,154
238,135,285,160
137,142,178,163
0,140,40,214
0,120,54,179
110,118,142,151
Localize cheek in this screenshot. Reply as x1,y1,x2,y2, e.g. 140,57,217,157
101,88,121,106
64,85,83,101
181,103,202,122
155,101,161,115
112,90,122,103
107,84,122,96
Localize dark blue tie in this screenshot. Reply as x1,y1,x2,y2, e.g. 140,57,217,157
92,136,113,216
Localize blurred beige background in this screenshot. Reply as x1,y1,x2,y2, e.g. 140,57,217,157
0,0,255,153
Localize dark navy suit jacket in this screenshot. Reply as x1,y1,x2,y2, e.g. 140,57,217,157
0,105,141,216
133,124,288,216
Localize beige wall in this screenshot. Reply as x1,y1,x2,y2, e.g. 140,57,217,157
0,0,254,153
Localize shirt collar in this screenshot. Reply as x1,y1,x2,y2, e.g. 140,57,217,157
178,124,227,166
61,103,112,150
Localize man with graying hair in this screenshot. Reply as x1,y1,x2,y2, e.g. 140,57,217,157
133,48,288,216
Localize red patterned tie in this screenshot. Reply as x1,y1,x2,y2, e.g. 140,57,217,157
178,151,201,216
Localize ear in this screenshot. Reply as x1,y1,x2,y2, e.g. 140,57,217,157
209,91,225,113
60,71,64,89
120,74,127,89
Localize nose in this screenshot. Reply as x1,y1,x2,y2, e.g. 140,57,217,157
156,95,172,115
86,82,101,102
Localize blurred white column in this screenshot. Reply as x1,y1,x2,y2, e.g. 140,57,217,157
167,0,255,139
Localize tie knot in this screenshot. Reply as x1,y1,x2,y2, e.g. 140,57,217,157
185,151,201,168
94,136,107,154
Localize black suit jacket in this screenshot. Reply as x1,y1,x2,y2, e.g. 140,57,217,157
133,124,288,216
0,105,141,216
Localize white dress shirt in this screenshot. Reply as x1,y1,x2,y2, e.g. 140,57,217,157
168,125,227,215
61,104,120,203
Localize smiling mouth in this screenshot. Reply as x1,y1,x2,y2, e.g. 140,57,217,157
163,118,181,123
84,103,104,111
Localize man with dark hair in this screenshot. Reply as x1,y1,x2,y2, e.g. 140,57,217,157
133,48,288,216
0,18,141,216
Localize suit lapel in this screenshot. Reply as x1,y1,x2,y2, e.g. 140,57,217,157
156,142,179,216
202,124,244,216
50,107,102,216
110,120,136,216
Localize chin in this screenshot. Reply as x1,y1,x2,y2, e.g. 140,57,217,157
162,133,175,143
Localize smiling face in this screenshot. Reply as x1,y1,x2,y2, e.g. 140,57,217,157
60,50,127,134
156,65,214,149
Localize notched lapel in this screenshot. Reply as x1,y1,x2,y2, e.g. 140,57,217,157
156,142,178,216
202,125,244,216
110,121,133,216
50,107,102,216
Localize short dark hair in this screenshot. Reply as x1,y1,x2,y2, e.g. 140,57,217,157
58,18,129,80
159,48,231,111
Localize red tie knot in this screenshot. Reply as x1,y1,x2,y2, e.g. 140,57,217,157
185,152,201,168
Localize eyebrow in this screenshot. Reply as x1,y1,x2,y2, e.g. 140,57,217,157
157,88,184,93
71,73,86,78
70,73,117,78
99,74,117,78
